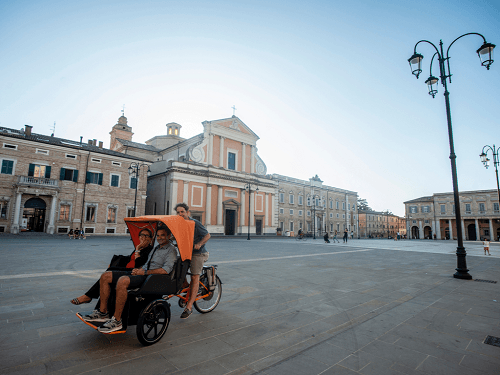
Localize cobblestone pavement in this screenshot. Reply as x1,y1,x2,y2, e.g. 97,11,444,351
0,236,499,375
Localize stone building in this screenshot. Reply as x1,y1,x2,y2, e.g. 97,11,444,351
273,174,358,237
358,211,406,238
404,190,500,241
111,115,277,235
0,124,149,234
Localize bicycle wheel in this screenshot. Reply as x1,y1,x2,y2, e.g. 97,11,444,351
194,276,222,313
136,300,170,346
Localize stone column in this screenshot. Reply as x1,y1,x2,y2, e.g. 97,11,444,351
475,218,480,240
11,192,22,234
240,189,246,228
241,143,246,172
205,184,212,226
171,180,178,208
418,220,423,239
208,134,213,165
436,219,442,239
489,219,494,241
449,220,453,240
271,192,275,228
217,186,223,225
183,181,189,204
264,192,268,231
219,136,225,168
250,190,255,231
47,193,58,234
431,220,436,239
461,220,466,241
250,146,255,174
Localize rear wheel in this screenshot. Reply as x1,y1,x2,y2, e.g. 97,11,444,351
136,300,170,346
194,276,222,313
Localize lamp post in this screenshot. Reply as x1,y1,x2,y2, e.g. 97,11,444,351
311,194,320,239
244,182,259,240
480,145,500,206
128,162,151,217
408,33,495,280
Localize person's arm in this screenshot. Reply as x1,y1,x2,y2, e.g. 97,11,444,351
194,233,211,250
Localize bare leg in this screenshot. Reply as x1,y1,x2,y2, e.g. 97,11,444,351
186,274,200,311
113,276,130,321
99,271,113,313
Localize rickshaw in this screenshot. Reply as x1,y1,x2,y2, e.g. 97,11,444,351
76,215,222,346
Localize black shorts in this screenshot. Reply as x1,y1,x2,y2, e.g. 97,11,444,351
110,271,147,289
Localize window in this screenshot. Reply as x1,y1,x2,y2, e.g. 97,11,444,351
298,196,303,205
336,213,339,218
127,207,135,217
1,160,14,175
330,213,333,218
465,204,471,213
410,206,417,214
289,194,294,204
494,203,499,212
228,152,236,170
91,158,101,163
65,154,77,159
85,227,94,234
86,205,96,222
106,228,116,234
336,201,339,209
329,201,333,209
423,206,430,213
225,190,238,198
441,204,445,214
36,149,49,155
3,143,18,149
479,203,485,212
59,168,79,182
86,172,103,185
107,207,117,223
28,164,51,178
337,223,340,231
289,209,294,215
299,221,303,229
279,193,284,203
279,208,284,214
348,203,350,210
330,223,333,231
59,204,70,221
0,201,8,219
290,222,294,231
130,176,137,189
299,210,303,216
343,214,345,219
110,174,120,187
307,210,311,216
307,197,311,206
280,221,284,230
315,198,319,207
112,161,121,167
342,202,345,210
307,222,311,232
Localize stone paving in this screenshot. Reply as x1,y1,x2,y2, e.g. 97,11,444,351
0,236,499,375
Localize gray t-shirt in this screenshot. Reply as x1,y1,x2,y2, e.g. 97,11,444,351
190,217,209,255
141,242,178,274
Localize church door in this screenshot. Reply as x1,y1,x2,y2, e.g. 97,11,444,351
225,209,236,235
23,198,47,232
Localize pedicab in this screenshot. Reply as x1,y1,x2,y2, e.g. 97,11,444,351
76,215,222,346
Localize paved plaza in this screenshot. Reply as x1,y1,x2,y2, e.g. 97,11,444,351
0,236,499,375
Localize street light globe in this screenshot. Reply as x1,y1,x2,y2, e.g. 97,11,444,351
425,75,439,98
477,42,495,70
408,53,423,78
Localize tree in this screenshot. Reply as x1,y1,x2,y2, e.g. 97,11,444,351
357,198,371,211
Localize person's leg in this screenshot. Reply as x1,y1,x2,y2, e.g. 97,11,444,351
113,276,131,321
99,271,113,313
182,253,208,318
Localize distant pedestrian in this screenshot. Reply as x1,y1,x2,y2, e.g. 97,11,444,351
350,231,353,239
483,238,491,255
343,229,348,243
323,232,330,243
396,232,400,241
332,230,340,243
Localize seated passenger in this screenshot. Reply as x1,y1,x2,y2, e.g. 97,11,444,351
71,228,154,305
68,229,74,239
81,226,178,333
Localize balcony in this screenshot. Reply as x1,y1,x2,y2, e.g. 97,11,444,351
17,176,59,187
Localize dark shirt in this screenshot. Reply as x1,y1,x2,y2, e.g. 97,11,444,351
190,217,208,255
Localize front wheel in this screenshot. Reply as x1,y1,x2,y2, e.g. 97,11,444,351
194,276,222,313
136,300,170,346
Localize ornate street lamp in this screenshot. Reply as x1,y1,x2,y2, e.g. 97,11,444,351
408,33,495,280
128,162,151,217
480,144,500,207
244,182,259,240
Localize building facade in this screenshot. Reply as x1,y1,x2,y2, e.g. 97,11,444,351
358,211,406,238
0,124,149,234
273,174,358,237
404,190,500,241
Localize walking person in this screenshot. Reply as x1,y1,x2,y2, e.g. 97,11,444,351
483,238,491,255
332,230,340,243
343,229,348,243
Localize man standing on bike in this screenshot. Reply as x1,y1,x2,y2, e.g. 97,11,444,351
175,203,211,319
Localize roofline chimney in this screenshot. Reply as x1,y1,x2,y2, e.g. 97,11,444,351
25,125,32,136
98,141,103,148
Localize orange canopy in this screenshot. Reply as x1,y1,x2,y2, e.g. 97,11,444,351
124,215,194,261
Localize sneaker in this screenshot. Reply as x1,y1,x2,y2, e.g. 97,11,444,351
180,308,192,319
98,317,123,333
82,309,110,323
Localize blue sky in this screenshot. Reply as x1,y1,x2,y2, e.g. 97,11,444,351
1,0,499,216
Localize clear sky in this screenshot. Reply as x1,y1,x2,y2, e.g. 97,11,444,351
1,0,499,216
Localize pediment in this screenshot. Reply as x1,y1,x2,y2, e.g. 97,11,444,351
205,116,259,141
